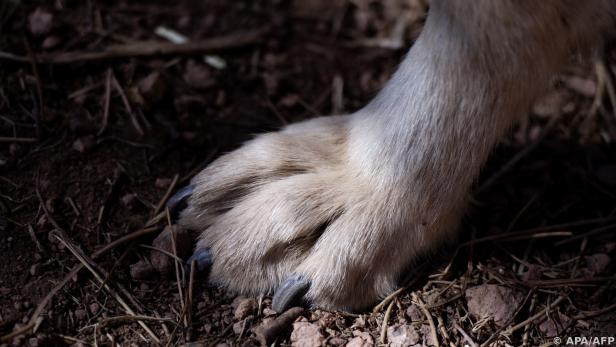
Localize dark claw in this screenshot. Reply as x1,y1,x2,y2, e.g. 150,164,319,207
272,274,310,313
166,184,194,221
184,248,213,276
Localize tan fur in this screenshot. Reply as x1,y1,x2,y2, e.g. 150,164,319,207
180,0,615,311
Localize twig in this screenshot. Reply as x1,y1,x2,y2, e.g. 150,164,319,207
504,296,565,336
454,322,478,347
0,136,37,143
254,307,304,346
0,30,267,64
52,231,161,343
110,72,143,136
97,68,112,136
379,300,395,345
152,174,179,217
412,293,440,347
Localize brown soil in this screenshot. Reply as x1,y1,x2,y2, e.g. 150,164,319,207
0,1,614,346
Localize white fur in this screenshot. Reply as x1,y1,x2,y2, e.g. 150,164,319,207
180,0,615,311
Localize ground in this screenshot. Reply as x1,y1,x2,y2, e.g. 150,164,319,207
0,0,615,346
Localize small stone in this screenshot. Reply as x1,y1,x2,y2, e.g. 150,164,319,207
138,72,167,103
328,337,346,346
155,177,173,189
130,260,155,280
262,308,277,316
74,309,87,320
29,264,39,276
29,8,53,36
532,90,562,118
420,325,436,346
346,331,373,347
584,253,611,275
89,303,100,315
465,284,524,327
387,324,420,347
234,298,257,320
538,312,570,337
72,135,96,153
121,193,139,210
150,225,194,276
41,35,62,49
184,61,215,89
290,321,324,347
27,337,40,347
405,305,423,321
233,320,245,335
564,76,596,97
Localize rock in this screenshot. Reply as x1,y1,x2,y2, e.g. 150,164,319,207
29,8,53,36
74,309,87,320
538,312,570,337
465,284,524,327
563,76,596,97
233,320,245,335
584,253,611,275
290,321,325,347
419,325,437,346
130,260,155,280
387,324,420,347
532,90,562,118
184,61,215,89
345,331,373,347
150,225,194,275
138,72,167,103
234,298,257,320
72,135,96,153
155,177,173,189
89,303,100,315
328,337,346,346
405,305,423,321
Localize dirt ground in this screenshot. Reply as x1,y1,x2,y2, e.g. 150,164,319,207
1,1,615,346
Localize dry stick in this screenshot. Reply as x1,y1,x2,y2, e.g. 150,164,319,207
504,296,565,336
152,174,179,218
412,293,440,347
97,68,112,136
167,209,187,331
572,303,616,320
454,322,478,347
186,259,197,342
373,275,422,313
254,307,305,346
52,231,161,343
379,300,395,345
110,71,144,136
461,215,616,247
139,244,185,264
0,30,266,64
554,223,616,246
0,136,37,143
98,315,176,329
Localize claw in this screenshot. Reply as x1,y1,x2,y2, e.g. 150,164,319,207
272,274,310,313
166,184,194,221
184,248,213,276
